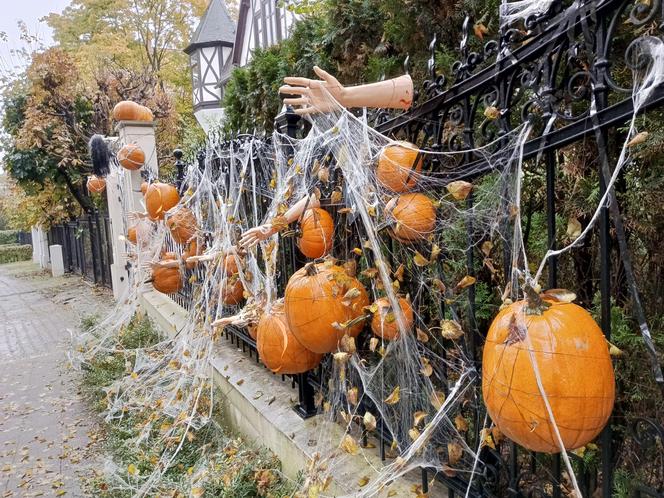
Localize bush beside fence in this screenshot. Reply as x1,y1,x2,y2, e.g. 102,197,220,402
0,230,19,245
0,244,32,264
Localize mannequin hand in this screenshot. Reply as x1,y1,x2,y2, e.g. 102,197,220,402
240,224,278,249
279,66,346,115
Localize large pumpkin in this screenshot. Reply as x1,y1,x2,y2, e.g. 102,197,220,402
166,207,197,244
137,105,154,122
371,296,414,341
152,256,182,294
257,301,323,374
386,193,436,243
297,208,334,259
145,182,180,220
112,100,142,122
221,254,244,305
284,262,369,354
118,144,145,170
87,175,106,194
376,141,423,192
482,292,615,453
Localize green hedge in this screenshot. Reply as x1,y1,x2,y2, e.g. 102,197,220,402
0,244,32,264
0,230,19,245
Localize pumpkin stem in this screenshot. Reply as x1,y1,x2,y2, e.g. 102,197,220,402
523,283,550,315
304,262,318,276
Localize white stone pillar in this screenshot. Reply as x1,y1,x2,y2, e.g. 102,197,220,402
36,227,50,269
49,245,65,277
106,121,159,300
31,226,39,263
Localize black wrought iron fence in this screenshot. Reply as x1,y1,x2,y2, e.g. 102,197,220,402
47,211,113,289
166,0,664,496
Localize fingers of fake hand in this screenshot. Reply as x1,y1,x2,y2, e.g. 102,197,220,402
313,66,338,86
279,85,309,96
283,97,309,107
283,76,312,87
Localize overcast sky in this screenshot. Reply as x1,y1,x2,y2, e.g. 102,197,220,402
0,0,71,75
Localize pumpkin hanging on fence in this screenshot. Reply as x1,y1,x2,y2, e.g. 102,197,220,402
257,301,323,374
166,207,197,244
297,208,334,259
482,289,615,453
371,296,414,341
182,238,202,270
221,254,245,305
386,193,436,243
284,261,369,354
126,225,137,245
118,144,145,170
376,141,423,192
145,182,180,220
151,255,182,294
87,175,106,194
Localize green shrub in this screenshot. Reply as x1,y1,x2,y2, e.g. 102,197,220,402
0,244,32,264
0,230,19,245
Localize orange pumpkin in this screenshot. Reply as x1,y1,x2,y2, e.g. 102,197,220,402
371,296,414,341
140,181,149,194
137,105,154,122
386,193,436,242
297,208,334,259
482,291,615,453
112,100,142,122
377,141,423,192
182,239,202,270
284,262,369,353
166,207,197,244
126,225,137,244
152,258,182,294
247,323,259,341
118,144,145,170
87,175,106,194
145,182,180,220
221,254,245,305
257,301,323,374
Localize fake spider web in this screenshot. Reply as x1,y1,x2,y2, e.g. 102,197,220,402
71,34,664,498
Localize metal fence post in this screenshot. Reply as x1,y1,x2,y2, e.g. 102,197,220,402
174,149,185,193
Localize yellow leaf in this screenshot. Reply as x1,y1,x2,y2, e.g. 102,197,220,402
358,476,370,487
388,491,398,497
456,275,476,289
347,387,359,406
567,217,582,240
413,411,428,427
55,491,66,497
191,487,205,498
413,251,429,267
609,343,624,357
352,247,363,256
448,442,463,465
430,244,441,261
340,434,359,455
447,180,474,200
363,411,377,431
479,428,496,449
430,391,446,411
384,386,400,405
409,428,420,441
483,106,500,120
440,319,464,340
481,240,493,256
127,464,138,476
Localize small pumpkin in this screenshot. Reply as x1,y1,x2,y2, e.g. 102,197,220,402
284,262,369,354
166,207,197,244
371,296,414,341
145,182,180,220
127,226,137,244
482,289,615,453
386,193,436,243
297,208,334,259
118,144,145,170
112,100,142,122
257,301,323,374
377,141,423,192
140,181,149,194
221,254,245,305
182,239,202,270
87,175,106,194
152,256,182,294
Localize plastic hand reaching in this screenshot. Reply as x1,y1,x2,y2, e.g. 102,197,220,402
239,224,277,249
280,66,346,115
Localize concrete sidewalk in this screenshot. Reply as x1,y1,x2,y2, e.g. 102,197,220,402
0,262,112,497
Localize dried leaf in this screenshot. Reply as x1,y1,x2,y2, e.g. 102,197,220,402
627,131,648,147
333,352,351,363
340,334,356,354
474,22,489,40
447,180,474,200
192,487,205,497
384,386,400,405
416,328,429,343
448,442,463,465
483,106,500,120
271,215,289,231
127,464,138,476
358,476,370,487
409,428,421,441
340,434,359,455
420,360,433,377
432,278,446,293
609,343,624,357
542,288,576,303
394,264,405,281
481,240,493,256
440,319,464,340
430,391,446,410
362,267,378,279
480,428,496,449
317,167,330,183
331,190,343,204
347,387,359,406
413,411,428,427
567,217,582,240
454,414,469,432
359,412,376,435
456,275,476,289
369,337,379,352
430,244,441,261
413,251,430,267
